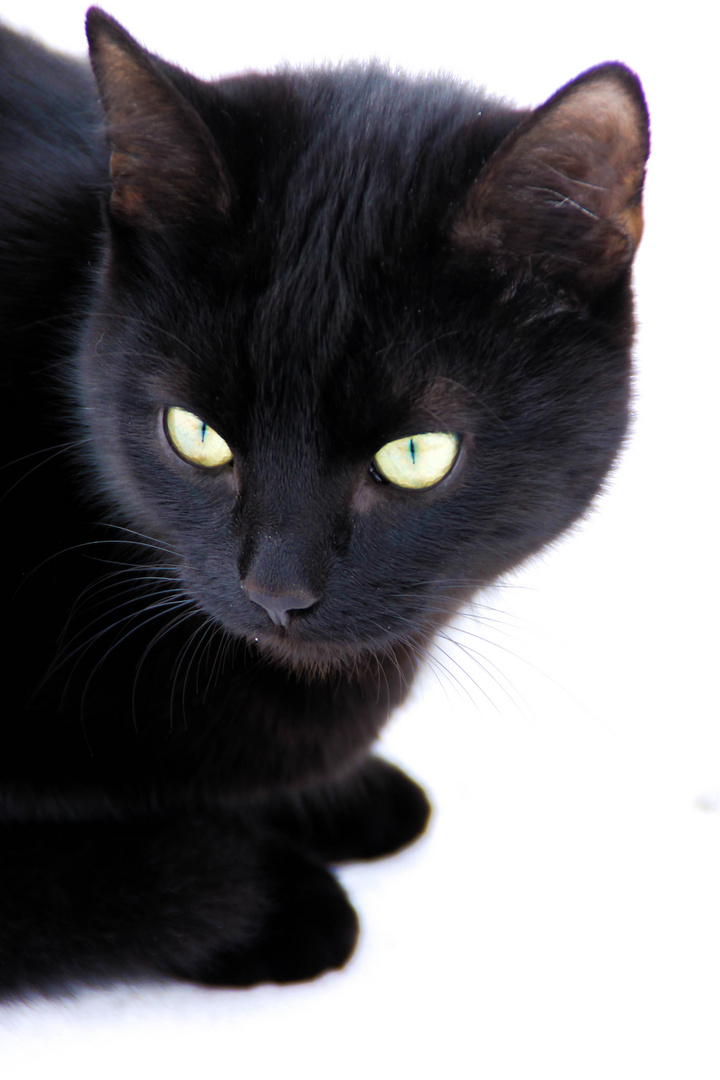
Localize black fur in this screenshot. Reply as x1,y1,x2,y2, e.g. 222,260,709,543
0,9,648,998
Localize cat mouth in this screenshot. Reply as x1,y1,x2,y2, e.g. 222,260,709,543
246,624,391,678
248,629,349,673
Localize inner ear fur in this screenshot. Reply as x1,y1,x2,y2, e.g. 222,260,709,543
452,64,649,291
86,6,232,230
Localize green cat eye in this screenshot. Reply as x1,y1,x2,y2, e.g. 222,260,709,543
164,406,233,468
373,432,460,489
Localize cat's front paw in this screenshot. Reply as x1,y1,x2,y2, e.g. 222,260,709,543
186,846,358,988
261,756,432,863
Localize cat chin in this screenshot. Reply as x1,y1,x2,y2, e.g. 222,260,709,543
247,627,400,681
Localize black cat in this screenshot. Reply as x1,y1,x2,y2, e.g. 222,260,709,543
0,8,648,997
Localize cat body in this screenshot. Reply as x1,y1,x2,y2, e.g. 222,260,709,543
0,9,648,997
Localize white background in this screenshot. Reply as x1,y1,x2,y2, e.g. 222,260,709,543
1,2,718,1077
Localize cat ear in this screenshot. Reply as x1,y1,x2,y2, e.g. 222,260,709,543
452,64,649,291
86,7,232,229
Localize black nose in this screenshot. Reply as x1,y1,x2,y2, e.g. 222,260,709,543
243,583,318,629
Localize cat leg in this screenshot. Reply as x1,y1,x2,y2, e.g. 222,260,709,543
187,842,359,988
0,814,357,998
257,756,432,864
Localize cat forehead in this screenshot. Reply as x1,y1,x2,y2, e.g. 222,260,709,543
233,66,480,156
218,75,481,378
226,67,483,245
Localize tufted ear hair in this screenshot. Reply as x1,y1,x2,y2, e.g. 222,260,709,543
452,64,649,292
86,7,232,230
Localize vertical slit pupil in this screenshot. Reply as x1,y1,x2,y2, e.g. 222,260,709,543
409,438,415,464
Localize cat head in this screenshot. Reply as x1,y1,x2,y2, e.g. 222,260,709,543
78,8,648,674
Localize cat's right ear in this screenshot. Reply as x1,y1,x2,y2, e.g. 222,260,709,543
86,8,232,230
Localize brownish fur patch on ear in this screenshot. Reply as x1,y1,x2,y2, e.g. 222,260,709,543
87,9,232,229
453,65,649,291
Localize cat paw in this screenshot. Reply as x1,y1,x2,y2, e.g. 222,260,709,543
187,848,359,988
261,756,432,863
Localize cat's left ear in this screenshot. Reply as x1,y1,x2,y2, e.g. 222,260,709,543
452,64,649,292
86,7,232,229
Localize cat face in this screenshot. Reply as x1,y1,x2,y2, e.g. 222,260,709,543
77,11,648,674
